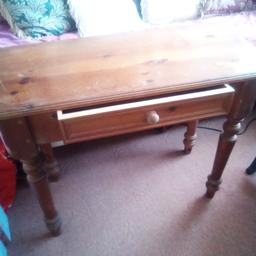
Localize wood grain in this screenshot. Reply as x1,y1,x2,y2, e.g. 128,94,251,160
206,82,256,198
59,91,233,144
0,15,256,120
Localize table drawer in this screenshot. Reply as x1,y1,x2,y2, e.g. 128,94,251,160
57,85,234,143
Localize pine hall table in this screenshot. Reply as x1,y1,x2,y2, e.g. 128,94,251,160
0,19,256,235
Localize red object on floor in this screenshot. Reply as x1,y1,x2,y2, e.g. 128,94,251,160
0,139,16,211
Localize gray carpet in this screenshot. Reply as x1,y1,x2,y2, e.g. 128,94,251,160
7,117,256,256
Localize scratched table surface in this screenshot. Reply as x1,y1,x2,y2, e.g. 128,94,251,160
1,13,256,120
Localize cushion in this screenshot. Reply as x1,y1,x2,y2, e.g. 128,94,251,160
141,0,201,25
0,0,76,38
200,0,256,16
67,0,145,38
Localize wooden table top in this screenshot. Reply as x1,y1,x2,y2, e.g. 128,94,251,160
1,14,256,120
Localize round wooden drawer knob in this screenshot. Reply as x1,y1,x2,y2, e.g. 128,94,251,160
146,111,160,124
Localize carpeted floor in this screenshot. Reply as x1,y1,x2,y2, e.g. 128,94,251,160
7,117,256,256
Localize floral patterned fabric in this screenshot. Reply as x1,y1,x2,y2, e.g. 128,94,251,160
0,20,79,48
200,0,256,16
0,0,76,38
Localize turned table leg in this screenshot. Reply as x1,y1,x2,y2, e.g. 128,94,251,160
22,157,61,235
183,120,198,154
0,118,61,235
40,143,60,182
206,83,256,198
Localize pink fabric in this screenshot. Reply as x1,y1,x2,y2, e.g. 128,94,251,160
202,0,256,16
0,21,79,48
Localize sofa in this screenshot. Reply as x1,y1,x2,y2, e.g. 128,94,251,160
0,0,256,48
